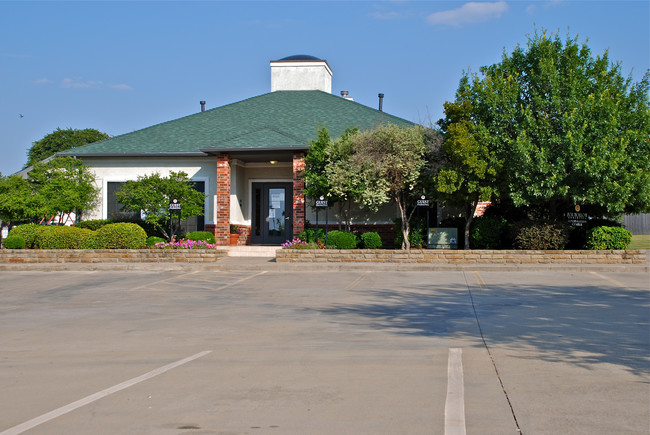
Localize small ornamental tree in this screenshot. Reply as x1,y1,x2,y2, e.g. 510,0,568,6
28,157,99,223
115,171,205,240
342,124,429,249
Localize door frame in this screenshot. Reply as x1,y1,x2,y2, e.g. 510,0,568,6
250,181,293,245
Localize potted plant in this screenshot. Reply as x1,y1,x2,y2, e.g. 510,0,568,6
229,225,240,245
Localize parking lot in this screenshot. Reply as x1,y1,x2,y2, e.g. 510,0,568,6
1,269,648,434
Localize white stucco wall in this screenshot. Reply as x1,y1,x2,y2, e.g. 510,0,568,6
79,157,217,222
270,61,332,93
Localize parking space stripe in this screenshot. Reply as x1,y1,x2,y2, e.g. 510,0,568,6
1,351,212,435
445,348,466,435
345,271,370,290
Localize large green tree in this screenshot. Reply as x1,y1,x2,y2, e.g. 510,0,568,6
115,171,205,240
439,29,650,225
25,128,109,168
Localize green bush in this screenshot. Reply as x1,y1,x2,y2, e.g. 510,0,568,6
185,231,216,244
146,236,166,246
514,223,568,250
95,223,147,249
9,224,48,249
299,228,326,243
585,226,632,250
76,219,114,231
326,230,358,249
4,235,26,249
360,232,382,249
470,216,507,249
39,226,97,249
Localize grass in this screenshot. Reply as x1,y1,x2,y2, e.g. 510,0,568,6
629,235,650,250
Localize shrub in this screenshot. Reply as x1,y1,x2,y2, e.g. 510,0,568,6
585,226,632,250
9,224,48,249
146,236,166,246
326,230,358,249
470,216,507,249
394,217,427,248
76,219,114,231
514,223,569,250
281,238,323,249
95,223,147,249
360,232,382,249
299,228,326,243
39,226,97,249
185,231,216,244
4,235,26,249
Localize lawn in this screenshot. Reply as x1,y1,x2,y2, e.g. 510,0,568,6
629,235,650,250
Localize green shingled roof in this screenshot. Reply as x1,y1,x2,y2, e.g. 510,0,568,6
63,90,414,156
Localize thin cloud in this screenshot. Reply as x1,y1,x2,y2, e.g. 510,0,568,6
427,1,508,27
370,10,402,20
34,77,53,85
62,78,103,89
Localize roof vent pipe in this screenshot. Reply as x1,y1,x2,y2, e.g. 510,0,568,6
378,93,384,112
200,101,206,112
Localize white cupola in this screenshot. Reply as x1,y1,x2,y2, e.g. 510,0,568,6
270,55,332,93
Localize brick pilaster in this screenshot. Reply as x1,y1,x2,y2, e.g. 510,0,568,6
292,152,306,238
216,154,231,246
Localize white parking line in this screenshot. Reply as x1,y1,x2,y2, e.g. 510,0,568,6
445,348,466,435
1,351,212,435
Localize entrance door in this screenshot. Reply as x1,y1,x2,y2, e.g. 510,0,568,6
251,182,293,245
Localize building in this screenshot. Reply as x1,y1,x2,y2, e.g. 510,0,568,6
62,55,414,245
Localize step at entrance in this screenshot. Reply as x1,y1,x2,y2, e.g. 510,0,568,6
225,246,282,257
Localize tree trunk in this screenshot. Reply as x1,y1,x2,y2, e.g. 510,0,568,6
396,193,410,250
464,201,478,250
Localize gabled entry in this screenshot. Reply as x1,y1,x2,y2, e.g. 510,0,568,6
251,182,293,245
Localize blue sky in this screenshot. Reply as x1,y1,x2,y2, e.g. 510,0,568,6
1,0,648,175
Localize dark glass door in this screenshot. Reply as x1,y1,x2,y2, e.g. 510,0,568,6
251,182,293,245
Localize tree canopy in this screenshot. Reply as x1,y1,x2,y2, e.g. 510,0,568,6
25,128,109,168
0,157,99,226
437,29,650,227
115,171,205,240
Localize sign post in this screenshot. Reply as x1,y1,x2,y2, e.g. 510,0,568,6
416,195,430,248
168,198,181,241
315,196,329,246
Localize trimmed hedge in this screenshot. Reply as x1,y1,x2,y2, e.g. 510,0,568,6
360,232,382,249
9,224,48,249
95,223,147,249
185,231,216,244
585,226,632,250
514,223,568,250
76,219,114,231
40,226,97,249
4,235,26,249
326,230,358,249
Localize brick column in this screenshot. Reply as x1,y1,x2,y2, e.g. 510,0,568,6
215,153,231,246
292,152,306,238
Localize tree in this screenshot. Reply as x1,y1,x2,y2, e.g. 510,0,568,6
28,157,99,224
440,29,650,224
339,124,429,249
303,126,360,230
115,171,205,240
0,173,41,226
25,128,109,168
434,98,501,249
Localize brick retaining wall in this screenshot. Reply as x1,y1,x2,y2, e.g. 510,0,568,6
276,249,647,264
0,249,228,264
